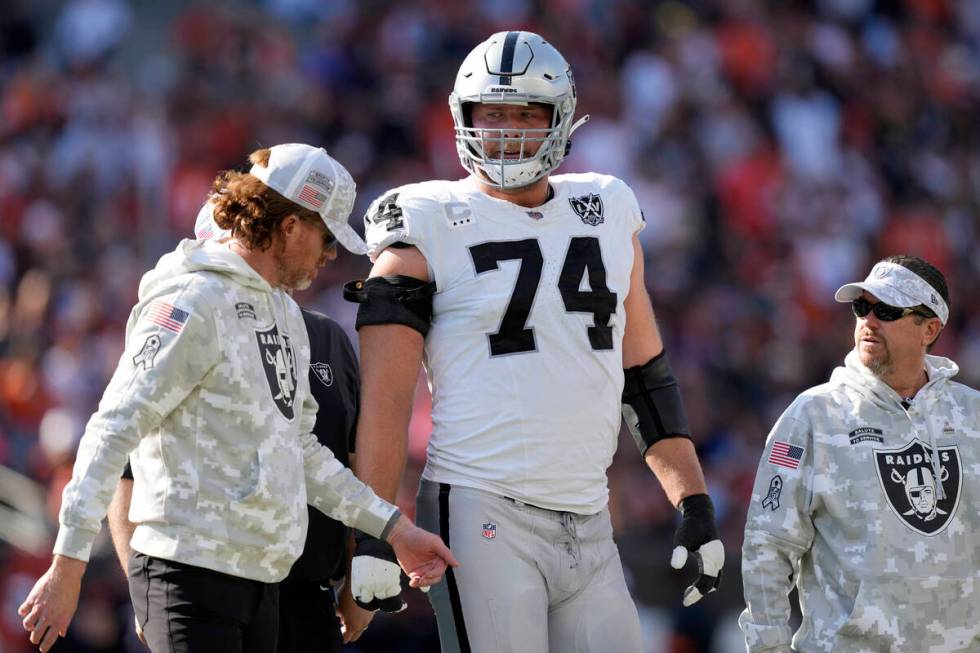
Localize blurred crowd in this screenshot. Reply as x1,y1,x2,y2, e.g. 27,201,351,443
1,0,978,651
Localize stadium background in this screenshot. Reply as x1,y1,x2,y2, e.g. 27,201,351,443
0,0,977,651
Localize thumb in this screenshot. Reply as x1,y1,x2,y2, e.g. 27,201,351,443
17,591,35,616
442,545,460,568
670,545,688,570
427,535,459,567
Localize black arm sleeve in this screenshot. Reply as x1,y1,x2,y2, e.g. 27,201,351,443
622,350,691,455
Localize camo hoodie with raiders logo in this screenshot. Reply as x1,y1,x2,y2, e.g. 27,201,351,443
740,350,980,653
54,238,398,583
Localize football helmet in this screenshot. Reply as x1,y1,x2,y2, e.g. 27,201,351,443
449,31,589,190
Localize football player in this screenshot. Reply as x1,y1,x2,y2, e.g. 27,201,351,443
346,32,723,652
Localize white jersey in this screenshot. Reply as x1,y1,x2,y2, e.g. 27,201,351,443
365,174,645,514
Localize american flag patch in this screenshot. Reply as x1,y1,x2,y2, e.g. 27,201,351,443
147,301,191,334
297,184,326,209
768,441,805,469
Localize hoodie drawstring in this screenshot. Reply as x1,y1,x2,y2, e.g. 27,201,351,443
899,400,946,501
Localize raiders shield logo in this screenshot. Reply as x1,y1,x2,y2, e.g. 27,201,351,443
255,325,297,420
569,193,604,226
311,362,333,387
874,438,961,536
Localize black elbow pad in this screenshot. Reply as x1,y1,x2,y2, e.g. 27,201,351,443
622,350,691,455
343,275,436,336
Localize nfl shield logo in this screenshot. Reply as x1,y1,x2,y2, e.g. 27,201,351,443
482,522,496,540
569,193,604,226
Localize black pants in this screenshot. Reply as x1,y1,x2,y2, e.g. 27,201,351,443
128,552,279,653
277,578,343,653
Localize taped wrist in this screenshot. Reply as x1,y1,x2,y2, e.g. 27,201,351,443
343,275,435,336
674,493,719,548
622,350,691,454
354,530,397,562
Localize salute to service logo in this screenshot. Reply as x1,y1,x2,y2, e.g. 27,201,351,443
874,438,961,536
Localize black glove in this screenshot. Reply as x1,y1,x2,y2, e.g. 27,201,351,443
670,493,724,606
350,533,407,613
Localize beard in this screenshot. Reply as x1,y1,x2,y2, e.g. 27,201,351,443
861,347,892,377
274,240,314,291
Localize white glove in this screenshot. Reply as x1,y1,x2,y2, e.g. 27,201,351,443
351,538,406,612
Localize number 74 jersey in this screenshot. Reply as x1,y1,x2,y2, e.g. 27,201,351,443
364,173,645,514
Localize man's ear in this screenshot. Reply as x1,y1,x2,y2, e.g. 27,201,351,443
280,214,300,237
923,318,943,348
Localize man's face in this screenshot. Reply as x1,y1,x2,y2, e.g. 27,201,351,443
275,216,336,291
908,482,936,514
470,103,552,159
853,292,934,376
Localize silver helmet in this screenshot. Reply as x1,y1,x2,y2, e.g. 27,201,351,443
449,31,590,190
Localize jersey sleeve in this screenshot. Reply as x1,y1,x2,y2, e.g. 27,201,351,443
300,431,398,539
362,185,447,272
614,179,646,236
738,400,816,652
363,188,422,261
55,287,221,561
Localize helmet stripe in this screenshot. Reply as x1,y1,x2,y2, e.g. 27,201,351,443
498,31,521,85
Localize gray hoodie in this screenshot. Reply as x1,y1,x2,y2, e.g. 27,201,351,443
54,239,398,582
740,350,980,653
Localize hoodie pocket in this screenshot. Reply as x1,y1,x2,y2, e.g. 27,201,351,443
229,450,262,501
836,576,980,652
227,441,305,546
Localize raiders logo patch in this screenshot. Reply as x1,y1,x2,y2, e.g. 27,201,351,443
874,438,961,536
569,193,604,226
255,325,297,420
311,362,333,387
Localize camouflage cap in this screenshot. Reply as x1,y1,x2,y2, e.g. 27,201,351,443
835,261,948,325
249,143,366,255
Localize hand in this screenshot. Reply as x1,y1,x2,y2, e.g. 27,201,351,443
337,580,375,643
670,493,724,607
386,516,459,589
350,534,406,613
18,555,87,652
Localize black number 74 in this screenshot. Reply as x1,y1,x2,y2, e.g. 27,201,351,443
469,237,617,356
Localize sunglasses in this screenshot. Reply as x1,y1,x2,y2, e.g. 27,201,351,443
851,297,932,321
304,217,337,249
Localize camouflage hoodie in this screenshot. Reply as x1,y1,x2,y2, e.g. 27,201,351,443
740,350,980,653
54,239,398,582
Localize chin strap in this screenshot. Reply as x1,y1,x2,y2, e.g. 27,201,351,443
564,114,591,155
569,114,590,136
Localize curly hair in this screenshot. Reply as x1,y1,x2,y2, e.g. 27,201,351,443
209,148,321,251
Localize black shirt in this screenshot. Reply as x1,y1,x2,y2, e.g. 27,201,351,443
285,308,360,583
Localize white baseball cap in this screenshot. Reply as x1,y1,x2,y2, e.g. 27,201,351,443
835,261,948,325
249,143,367,254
